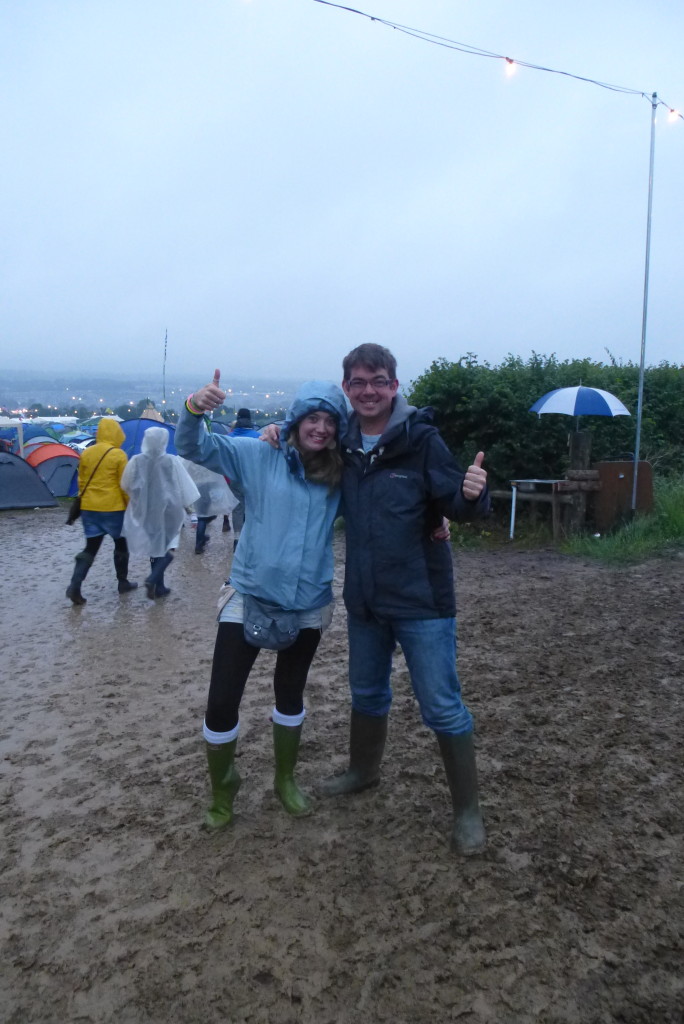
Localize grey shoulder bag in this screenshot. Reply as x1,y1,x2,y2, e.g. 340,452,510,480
243,595,300,651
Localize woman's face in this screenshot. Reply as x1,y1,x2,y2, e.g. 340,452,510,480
296,411,337,453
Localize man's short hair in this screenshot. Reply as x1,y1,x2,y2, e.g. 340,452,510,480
342,343,397,381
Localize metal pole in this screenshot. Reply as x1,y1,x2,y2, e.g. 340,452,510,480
162,329,168,405
509,482,518,539
632,92,657,512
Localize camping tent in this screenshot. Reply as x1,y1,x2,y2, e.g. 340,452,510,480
80,414,123,429
20,436,60,457
0,427,57,456
0,417,77,458
26,443,80,497
17,423,61,442
0,452,58,509
120,419,176,457
62,431,93,444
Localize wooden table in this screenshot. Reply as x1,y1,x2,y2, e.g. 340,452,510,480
508,479,570,540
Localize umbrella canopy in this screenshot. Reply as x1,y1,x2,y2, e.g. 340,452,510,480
530,386,631,418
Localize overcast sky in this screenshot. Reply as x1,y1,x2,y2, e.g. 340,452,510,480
2,0,682,388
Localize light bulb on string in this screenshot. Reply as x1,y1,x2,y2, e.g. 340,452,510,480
668,108,680,123
505,57,516,77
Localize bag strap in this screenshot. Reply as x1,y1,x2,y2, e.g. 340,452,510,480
79,446,116,498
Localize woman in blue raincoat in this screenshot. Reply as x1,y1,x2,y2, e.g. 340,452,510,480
175,370,347,828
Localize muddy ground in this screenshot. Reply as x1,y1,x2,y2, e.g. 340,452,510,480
1,506,682,1023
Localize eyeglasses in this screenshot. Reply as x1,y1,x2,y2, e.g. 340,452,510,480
346,377,395,392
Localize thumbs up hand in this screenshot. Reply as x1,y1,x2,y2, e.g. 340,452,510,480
462,450,487,501
190,368,226,413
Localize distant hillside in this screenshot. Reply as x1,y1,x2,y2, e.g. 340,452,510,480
0,369,300,416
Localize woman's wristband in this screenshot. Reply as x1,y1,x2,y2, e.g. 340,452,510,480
186,394,204,416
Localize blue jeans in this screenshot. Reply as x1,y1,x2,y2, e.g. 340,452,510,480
347,613,474,736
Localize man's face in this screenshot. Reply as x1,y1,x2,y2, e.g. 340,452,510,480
342,364,399,429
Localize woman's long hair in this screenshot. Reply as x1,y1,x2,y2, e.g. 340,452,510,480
288,422,343,490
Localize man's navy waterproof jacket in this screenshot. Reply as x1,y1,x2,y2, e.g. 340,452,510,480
341,394,490,621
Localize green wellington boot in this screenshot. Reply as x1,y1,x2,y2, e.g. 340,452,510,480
436,731,487,856
272,723,312,816
316,710,388,796
205,740,241,828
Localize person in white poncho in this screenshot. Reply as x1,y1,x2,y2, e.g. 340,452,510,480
180,453,238,555
121,427,200,599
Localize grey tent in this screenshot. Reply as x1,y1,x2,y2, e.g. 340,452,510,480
26,443,79,498
0,452,58,509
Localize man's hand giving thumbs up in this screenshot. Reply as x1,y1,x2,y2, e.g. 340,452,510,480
462,451,487,501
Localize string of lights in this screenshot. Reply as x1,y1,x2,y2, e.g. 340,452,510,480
312,0,683,120
313,0,681,509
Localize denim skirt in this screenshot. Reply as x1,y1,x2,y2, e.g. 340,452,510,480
81,510,125,540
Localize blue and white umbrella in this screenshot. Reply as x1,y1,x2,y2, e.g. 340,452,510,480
530,386,631,418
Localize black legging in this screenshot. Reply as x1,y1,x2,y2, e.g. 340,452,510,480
84,535,128,558
205,622,321,733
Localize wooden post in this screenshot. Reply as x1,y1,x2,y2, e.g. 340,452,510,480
566,431,592,534
551,485,561,540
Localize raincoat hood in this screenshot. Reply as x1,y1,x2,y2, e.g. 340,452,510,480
235,408,253,428
281,381,348,444
141,426,170,458
96,418,125,448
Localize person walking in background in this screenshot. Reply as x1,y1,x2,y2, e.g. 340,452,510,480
65,418,138,605
180,457,238,555
223,407,260,546
322,343,491,856
120,427,200,599
176,370,347,827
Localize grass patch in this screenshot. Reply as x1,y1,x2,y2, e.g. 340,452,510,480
449,520,497,550
562,476,684,564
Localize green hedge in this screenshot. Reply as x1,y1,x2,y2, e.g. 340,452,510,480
408,353,684,486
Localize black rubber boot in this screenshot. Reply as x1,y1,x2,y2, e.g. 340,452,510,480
66,552,94,605
114,549,138,594
205,740,241,828
145,553,173,599
436,731,487,856
316,710,388,796
273,723,312,816
195,515,216,553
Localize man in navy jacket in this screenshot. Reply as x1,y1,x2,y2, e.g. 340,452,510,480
319,343,490,856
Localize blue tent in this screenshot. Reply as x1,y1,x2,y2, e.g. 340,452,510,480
0,424,55,453
62,431,93,443
120,419,176,457
19,423,59,442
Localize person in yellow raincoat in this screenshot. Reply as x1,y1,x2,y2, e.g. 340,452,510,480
66,418,138,605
